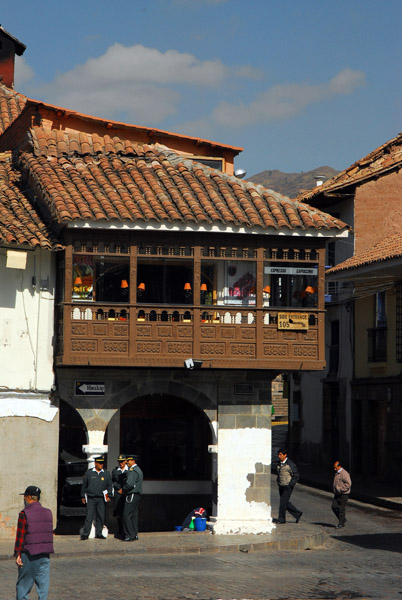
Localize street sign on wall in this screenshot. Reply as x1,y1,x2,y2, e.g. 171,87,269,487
75,381,105,396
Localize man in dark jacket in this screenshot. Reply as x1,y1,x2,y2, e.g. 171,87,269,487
111,454,128,538
275,448,302,524
119,453,143,541
80,456,112,540
14,485,54,600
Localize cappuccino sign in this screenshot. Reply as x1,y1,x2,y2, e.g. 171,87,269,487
264,266,317,276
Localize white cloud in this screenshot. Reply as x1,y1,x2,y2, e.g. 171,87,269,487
210,68,366,128
14,56,34,87
31,43,257,123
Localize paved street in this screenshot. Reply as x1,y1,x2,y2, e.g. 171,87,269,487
1,481,401,600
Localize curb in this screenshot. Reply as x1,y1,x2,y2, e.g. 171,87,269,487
300,478,402,513
0,531,327,560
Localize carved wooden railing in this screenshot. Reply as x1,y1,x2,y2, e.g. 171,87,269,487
56,303,324,370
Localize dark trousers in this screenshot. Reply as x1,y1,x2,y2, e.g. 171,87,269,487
82,496,105,537
332,493,349,525
113,494,125,534
278,485,301,522
123,493,141,539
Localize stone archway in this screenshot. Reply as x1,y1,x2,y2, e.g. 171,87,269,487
105,392,214,532
57,400,88,520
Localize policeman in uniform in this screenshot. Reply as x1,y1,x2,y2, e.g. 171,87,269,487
119,453,143,541
80,456,112,540
111,454,128,538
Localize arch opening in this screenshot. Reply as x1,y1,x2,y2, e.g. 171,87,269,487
105,393,213,531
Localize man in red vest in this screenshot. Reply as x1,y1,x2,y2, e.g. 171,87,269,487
14,485,54,600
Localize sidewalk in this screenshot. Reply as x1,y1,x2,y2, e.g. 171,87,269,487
299,462,402,511
0,525,326,560
1,467,399,561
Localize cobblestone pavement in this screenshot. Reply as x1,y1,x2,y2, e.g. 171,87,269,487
1,483,401,600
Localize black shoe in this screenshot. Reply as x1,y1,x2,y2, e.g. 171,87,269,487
80,535,88,540
122,536,134,542
95,534,107,539
295,512,303,523
273,518,286,524
336,523,345,528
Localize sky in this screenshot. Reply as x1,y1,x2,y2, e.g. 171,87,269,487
4,0,401,178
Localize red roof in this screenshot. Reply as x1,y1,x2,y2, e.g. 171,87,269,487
0,84,27,135
298,132,402,202
327,233,402,275
0,152,62,249
17,127,348,233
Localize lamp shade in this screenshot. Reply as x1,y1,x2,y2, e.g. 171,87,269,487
74,276,83,286
263,285,271,294
305,285,315,294
137,282,145,291
184,282,192,291
121,280,129,289
200,283,207,292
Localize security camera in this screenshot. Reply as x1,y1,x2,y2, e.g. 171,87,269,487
184,358,194,369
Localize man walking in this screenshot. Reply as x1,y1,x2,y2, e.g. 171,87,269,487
80,456,112,540
119,453,143,541
332,461,352,528
276,448,302,524
14,485,54,600
111,454,128,538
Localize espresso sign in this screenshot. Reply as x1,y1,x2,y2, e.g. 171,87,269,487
278,312,309,330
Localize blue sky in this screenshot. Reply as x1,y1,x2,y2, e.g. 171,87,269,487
4,0,401,178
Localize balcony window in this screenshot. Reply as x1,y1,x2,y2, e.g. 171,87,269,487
200,260,256,306
264,262,318,308
137,260,193,304
72,255,129,302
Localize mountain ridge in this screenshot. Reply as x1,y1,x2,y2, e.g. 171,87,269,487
249,166,339,199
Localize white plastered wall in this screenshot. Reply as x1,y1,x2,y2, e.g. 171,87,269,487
0,248,55,391
215,427,274,534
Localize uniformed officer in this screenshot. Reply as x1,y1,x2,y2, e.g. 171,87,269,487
111,454,128,538
80,456,112,540
119,453,143,541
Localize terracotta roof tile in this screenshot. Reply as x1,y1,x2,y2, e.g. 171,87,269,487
327,233,402,275
298,132,402,202
16,127,348,233
0,85,27,135
0,152,62,249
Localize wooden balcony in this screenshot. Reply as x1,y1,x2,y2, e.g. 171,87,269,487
56,302,325,370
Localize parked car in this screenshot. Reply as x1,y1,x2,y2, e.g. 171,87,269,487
58,452,88,516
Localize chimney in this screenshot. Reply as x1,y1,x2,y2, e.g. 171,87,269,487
0,25,26,89
314,174,326,187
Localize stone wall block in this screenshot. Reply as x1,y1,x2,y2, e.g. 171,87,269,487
218,415,236,429
254,473,271,488
256,416,271,428
236,415,257,429
245,487,270,503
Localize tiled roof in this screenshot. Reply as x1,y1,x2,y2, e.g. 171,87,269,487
18,127,348,233
10,95,242,156
0,152,62,249
298,132,402,202
0,84,27,135
327,233,402,275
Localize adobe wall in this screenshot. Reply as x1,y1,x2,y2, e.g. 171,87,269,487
0,405,59,539
354,169,402,254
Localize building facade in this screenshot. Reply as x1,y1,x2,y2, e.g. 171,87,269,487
290,133,402,483
0,26,348,536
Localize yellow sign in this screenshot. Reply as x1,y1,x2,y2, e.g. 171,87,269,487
278,312,309,330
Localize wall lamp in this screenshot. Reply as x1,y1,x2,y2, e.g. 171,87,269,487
184,358,203,369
